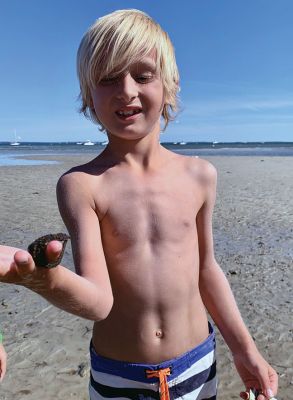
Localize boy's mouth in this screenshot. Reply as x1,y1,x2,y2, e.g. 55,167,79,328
116,108,142,118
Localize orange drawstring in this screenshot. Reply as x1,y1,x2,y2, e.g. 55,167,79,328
146,367,171,400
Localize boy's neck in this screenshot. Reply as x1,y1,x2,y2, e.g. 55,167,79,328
103,127,167,172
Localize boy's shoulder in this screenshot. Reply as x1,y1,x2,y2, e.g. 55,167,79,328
56,154,120,205
175,153,217,185
58,155,113,181
56,158,101,193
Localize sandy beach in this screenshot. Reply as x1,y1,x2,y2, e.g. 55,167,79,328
0,153,292,400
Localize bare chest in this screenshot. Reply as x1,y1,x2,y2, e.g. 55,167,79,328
98,172,203,245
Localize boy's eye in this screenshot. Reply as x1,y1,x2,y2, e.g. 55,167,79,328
99,76,119,85
135,74,154,84
99,72,155,86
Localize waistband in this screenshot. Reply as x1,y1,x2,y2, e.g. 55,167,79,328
90,322,215,383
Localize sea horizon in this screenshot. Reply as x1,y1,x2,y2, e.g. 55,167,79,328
1,141,293,166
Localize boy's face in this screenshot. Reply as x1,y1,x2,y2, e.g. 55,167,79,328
90,52,164,140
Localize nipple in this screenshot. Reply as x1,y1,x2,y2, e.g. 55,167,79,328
155,329,164,338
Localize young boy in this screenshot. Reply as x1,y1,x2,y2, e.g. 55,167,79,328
0,9,278,400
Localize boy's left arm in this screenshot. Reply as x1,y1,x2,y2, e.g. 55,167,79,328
196,161,278,400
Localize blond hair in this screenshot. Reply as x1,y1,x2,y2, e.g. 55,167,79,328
77,9,179,130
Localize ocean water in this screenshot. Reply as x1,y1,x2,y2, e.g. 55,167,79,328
0,141,293,166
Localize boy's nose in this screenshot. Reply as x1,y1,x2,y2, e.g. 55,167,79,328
116,74,138,102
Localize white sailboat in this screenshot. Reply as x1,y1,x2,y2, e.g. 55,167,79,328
83,140,95,146
10,130,21,146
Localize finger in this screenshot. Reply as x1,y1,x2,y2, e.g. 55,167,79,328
253,368,273,399
268,368,278,396
14,250,35,275
45,240,63,263
255,388,275,400
265,388,275,399
262,371,278,399
0,363,6,382
240,392,249,400
0,353,7,382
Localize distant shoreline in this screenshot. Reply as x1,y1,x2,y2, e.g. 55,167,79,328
1,141,293,166
1,140,293,146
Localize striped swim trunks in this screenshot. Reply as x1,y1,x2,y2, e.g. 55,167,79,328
89,323,217,400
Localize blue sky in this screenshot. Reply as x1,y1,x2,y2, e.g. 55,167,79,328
0,0,292,143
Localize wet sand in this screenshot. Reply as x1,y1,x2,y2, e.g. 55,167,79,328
0,154,292,399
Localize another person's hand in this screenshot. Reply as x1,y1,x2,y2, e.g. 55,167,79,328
0,241,63,285
233,349,278,399
0,343,7,382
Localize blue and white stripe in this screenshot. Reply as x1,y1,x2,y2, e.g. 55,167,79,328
89,323,217,400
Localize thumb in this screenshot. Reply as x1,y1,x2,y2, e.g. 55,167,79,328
45,240,63,264
14,250,36,276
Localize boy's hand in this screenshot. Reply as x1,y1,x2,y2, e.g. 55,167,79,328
0,344,7,382
233,350,278,399
0,241,63,286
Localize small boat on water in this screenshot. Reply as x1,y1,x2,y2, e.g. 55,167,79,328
83,140,95,146
179,141,186,145
10,130,21,146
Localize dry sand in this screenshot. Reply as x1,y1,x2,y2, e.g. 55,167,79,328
0,153,292,400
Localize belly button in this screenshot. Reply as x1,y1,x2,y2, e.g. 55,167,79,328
155,329,164,338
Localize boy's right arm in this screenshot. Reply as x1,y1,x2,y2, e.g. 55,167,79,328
0,173,113,321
